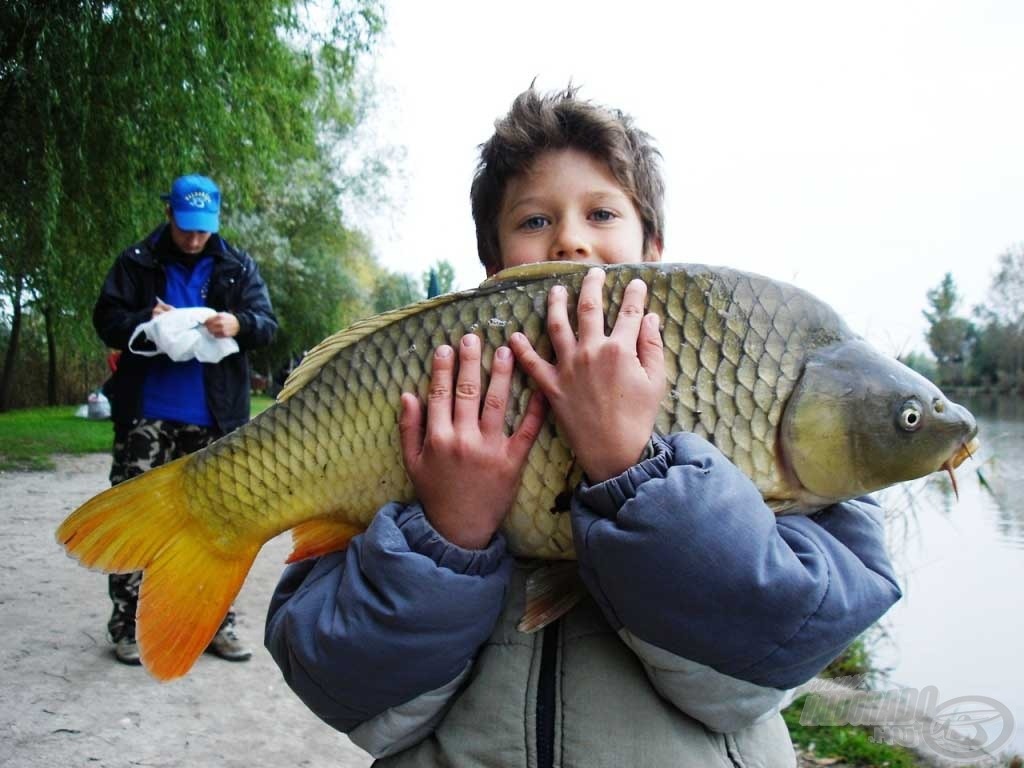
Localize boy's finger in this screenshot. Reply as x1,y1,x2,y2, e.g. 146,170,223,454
397,392,425,467
509,389,547,461
509,332,558,397
480,345,513,435
610,279,648,344
425,345,456,434
545,284,576,358
576,267,607,341
637,313,666,383
453,334,483,429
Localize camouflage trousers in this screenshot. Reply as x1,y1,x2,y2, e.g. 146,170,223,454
107,418,234,643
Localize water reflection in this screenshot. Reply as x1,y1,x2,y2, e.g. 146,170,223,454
955,394,1023,548
875,395,1024,757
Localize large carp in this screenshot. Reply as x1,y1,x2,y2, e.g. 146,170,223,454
57,262,978,680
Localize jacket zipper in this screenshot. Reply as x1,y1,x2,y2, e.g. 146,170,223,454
536,619,559,768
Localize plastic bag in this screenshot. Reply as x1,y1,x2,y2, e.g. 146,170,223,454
86,390,111,420
128,307,239,364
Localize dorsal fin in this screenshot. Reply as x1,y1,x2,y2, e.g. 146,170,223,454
277,261,592,403
479,261,590,289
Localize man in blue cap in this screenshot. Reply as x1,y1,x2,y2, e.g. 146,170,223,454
94,174,278,666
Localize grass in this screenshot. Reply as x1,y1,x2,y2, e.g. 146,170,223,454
0,406,113,470
0,395,278,471
784,695,921,767
783,637,934,766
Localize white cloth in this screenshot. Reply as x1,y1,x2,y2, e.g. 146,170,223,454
128,307,239,363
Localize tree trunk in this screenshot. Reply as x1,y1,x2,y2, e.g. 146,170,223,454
44,304,58,406
0,277,24,412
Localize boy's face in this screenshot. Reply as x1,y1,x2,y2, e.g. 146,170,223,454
491,148,661,276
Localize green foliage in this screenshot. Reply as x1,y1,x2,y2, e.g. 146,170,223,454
422,260,457,297
228,155,386,373
923,273,975,386
372,271,424,313
821,637,874,681
899,351,938,383
985,245,1024,329
911,248,1024,392
0,0,387,408
970,245,1024,391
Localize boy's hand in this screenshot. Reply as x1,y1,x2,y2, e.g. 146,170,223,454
510,268,665,483
399,334,546,550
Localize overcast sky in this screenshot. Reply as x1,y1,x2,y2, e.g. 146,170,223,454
360,0,1024,355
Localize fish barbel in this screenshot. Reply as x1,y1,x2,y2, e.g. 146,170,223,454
56,262,978,680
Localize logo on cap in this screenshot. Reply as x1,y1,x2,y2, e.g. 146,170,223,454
184,191,214,209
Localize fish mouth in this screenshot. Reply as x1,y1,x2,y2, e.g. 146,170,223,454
940,436,981,500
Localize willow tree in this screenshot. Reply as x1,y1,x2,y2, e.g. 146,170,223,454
0,0,384,409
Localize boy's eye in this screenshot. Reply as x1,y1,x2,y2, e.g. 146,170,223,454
521,215,549,231
590,209,617,223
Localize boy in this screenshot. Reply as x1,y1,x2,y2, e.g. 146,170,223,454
265,87,901,767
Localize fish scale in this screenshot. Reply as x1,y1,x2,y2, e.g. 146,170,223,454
182,263,844,558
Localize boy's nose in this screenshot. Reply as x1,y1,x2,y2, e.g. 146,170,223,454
551,222,591,260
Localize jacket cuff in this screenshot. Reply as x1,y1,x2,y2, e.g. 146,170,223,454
234,310,251,341
575,434,672,516
392,504,508,577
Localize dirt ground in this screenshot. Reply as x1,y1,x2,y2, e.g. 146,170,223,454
0,453,373,768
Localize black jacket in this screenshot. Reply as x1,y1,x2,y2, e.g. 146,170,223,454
94,225,278,433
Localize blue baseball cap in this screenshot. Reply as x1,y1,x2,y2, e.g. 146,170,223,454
161,174,221,232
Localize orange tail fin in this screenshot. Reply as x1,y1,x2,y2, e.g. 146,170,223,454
56,458,259,681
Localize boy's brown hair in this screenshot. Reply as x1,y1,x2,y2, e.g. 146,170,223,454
471,85,665,274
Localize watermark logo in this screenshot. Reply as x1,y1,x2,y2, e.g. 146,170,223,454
799,677,1015,763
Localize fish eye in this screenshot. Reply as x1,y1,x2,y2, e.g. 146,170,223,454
898,400,924,432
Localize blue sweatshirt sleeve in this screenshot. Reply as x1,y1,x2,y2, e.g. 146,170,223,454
572,432,901,691
265,502,511,735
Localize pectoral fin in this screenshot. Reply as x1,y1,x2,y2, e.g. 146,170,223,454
287,518,362,563
517,562,587,633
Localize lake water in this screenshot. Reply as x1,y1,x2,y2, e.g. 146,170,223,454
873,395,1024,760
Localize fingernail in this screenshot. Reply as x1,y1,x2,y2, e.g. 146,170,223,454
436,345,452,358
510,332,525,344
496,346,511,360
646,313,660,328
462,334,477,347
551,285,566,297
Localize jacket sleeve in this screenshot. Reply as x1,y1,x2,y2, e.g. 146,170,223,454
231,254,277,351
265,502,511,758
571,432,901,732
93,252,153,350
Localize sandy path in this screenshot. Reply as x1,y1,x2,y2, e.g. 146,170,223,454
0,453,372,768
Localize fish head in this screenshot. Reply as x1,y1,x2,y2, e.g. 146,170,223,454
780,340,978,502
